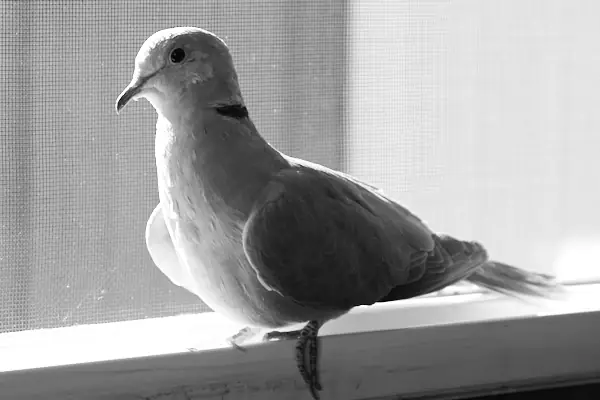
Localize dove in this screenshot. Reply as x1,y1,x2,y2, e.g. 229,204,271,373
116,27,563,399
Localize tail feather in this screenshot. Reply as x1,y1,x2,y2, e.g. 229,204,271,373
467,261,567,303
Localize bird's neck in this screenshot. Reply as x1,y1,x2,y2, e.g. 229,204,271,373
155,106,289,218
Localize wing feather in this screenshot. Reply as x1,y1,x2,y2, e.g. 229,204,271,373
242,164,436,310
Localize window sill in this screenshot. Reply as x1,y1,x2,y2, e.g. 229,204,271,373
1,283,599,400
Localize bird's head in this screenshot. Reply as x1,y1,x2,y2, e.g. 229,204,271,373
115,27,242,118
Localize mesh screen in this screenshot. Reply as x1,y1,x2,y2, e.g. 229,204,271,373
0,1,349,333
2,1,600,334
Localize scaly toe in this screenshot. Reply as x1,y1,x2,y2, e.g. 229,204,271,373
264,329,302,342
309,335,322,391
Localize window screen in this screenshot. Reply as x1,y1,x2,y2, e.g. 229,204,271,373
2,0,599,335
0,1,349,333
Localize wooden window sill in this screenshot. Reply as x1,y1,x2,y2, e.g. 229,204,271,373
1,283,599,400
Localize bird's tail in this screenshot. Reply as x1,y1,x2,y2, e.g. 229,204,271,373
467,260,567,305
379,234,567,306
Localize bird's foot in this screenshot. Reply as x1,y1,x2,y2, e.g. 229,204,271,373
226,326,261,352
264,321,323,400
263,329,303,341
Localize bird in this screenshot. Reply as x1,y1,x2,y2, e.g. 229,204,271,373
116,27,563,400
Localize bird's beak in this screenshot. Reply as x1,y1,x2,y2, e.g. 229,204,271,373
115,75,150,114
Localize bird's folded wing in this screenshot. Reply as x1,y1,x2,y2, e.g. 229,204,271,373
145,203,196,293
242,165,437,311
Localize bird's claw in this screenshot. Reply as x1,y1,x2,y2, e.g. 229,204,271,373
226,326,261,352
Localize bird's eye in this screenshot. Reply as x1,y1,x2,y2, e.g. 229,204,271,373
170,48,186,64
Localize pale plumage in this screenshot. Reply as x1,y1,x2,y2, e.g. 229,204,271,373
116,27,563,399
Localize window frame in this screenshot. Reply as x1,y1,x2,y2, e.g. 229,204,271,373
3,3,600,399
1,282,599,400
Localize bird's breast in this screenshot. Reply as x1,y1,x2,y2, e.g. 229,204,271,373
153,122,342,328
153,132,308,327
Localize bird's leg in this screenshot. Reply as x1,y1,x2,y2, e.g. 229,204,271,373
296,320,323,399
264,320,323,400
226,326,262,352
307,321,322,393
